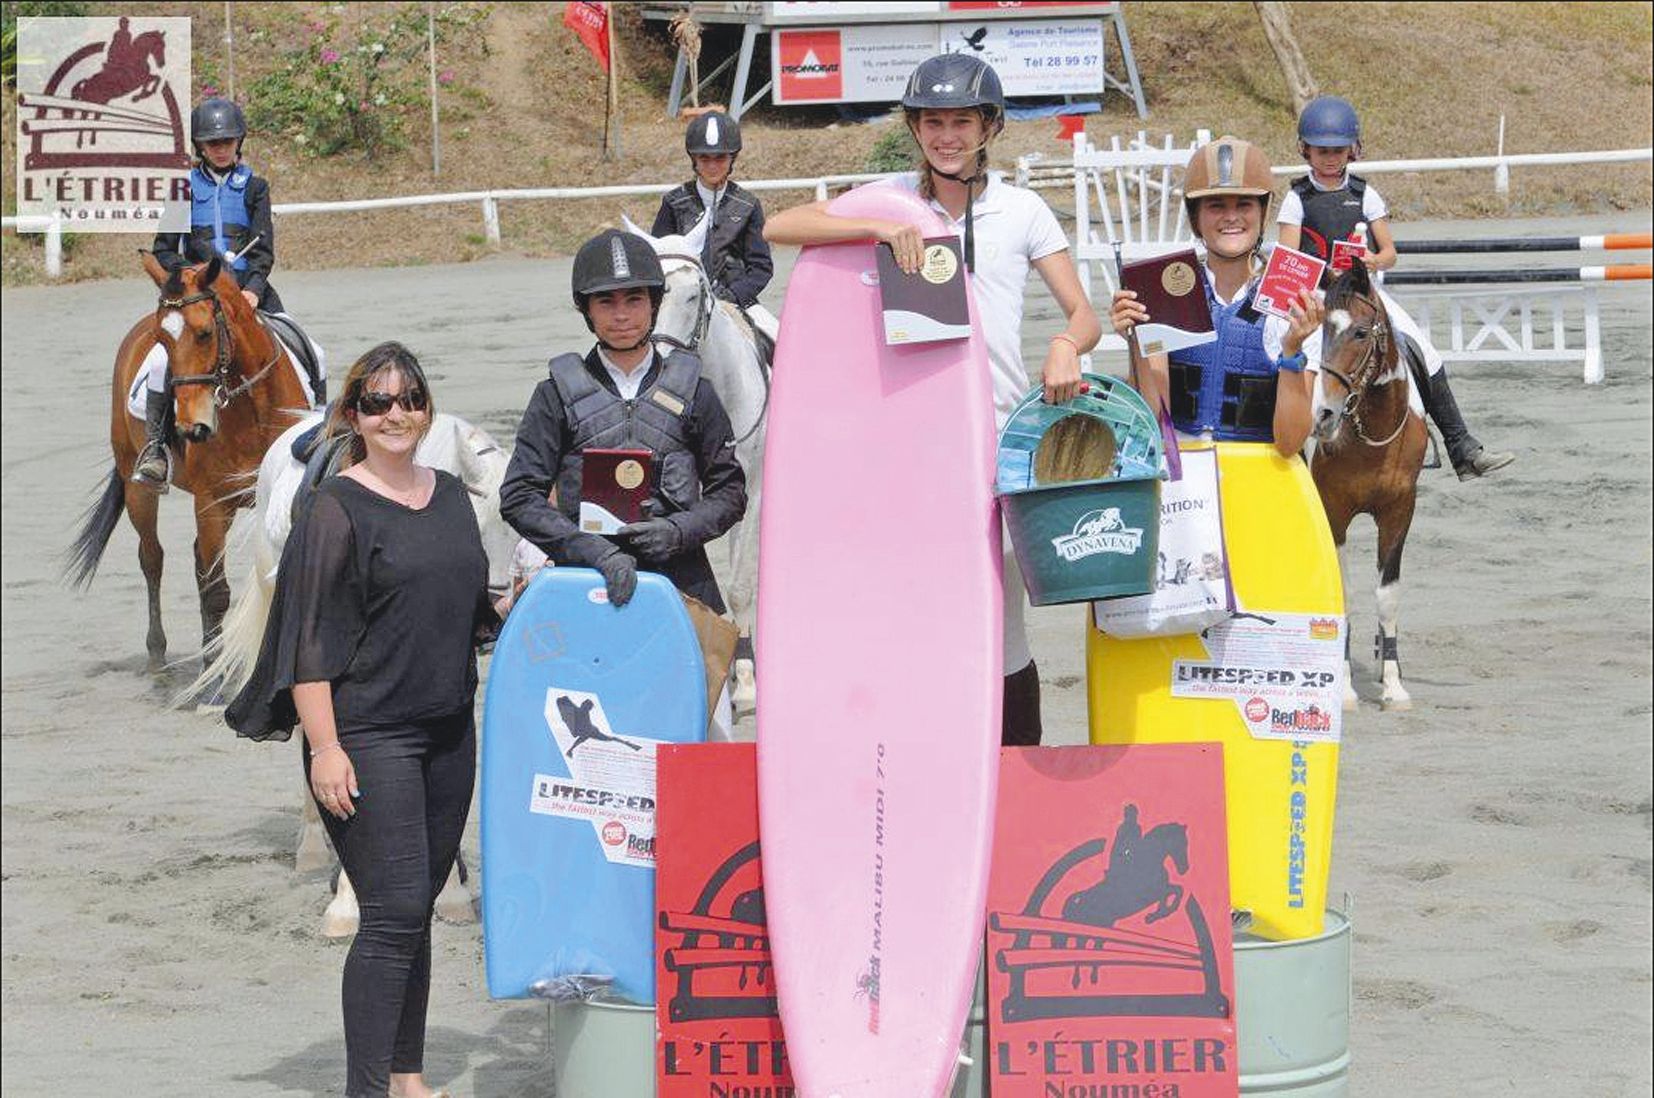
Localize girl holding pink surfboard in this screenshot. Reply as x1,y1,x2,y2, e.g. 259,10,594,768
765,53,1101,746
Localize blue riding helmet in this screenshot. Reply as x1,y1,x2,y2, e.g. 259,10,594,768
1298,96,1361,148
901,53,1005,117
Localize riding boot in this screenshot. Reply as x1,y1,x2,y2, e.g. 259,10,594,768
1002,660,1044,747
1421,367,1514,480
132,388,172,491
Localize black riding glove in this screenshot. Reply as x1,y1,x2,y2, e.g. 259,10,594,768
617,516,683,565
595,550,638,607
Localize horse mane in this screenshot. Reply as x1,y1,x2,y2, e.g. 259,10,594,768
1325,265,1377,314
161,266,185,299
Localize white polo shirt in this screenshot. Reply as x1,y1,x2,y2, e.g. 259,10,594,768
1276,172,1390,227
868,172,1071,427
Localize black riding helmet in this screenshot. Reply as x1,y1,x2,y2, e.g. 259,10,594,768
899,53,1006,272
572,230,666,350
686,111,741,156
191,97,246,155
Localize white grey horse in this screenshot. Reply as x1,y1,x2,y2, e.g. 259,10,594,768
198,411,516,936
624,214,773,715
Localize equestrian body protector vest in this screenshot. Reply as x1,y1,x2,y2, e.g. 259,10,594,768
1167,275,1276,443
1290,173,1369,265
189,164,254,272
547,351,705,522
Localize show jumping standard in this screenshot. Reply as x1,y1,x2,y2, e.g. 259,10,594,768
1088,443,1345,942
481,568,707,1005
756,186,1002,1096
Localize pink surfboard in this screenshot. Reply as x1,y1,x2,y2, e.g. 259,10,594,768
757,185,1003,1096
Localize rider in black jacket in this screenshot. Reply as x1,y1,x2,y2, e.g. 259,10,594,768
500,230,746,612
650,111,773,309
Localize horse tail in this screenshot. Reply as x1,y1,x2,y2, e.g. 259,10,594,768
177,560,272,707
64,468,127,590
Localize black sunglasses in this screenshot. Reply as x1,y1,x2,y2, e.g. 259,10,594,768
355,387,429,416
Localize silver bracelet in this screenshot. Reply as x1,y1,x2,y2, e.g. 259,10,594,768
310,740,344,757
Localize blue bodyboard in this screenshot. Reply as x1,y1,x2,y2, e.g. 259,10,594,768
481,567,707,1004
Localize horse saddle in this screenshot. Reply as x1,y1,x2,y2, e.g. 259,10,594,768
1395,331,1443,469
288,417,351,526
259,312,327,405
734,303,777,377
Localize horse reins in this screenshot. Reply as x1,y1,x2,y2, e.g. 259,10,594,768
651,250,771,448
159,288,283,408
1322,312,1409,448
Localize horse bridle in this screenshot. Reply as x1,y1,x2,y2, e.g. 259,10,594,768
159,288,282,408
1321,308,1407,448
651,250,771,447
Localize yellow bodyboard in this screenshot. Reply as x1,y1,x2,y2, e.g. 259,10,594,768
1087,442,1343,941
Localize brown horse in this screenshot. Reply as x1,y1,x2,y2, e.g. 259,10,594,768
1309,263,1430,711
67,254,311,675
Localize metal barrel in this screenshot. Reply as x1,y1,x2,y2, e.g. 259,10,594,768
552,1000,656,1098
1235,909,1352,1095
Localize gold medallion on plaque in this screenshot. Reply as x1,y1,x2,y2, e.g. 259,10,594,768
615,459,645,490
920,244,959,285
1162,261,1197,297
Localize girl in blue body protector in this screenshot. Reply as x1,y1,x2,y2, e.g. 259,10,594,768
136,98,324,488
1111,136,1324,454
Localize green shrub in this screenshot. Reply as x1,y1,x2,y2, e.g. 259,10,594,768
244,3,487,159
863,124,916,174
2,1,91,86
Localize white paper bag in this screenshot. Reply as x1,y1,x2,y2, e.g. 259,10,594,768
1093,447,1234,638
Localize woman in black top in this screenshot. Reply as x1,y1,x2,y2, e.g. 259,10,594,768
228,342,492,1098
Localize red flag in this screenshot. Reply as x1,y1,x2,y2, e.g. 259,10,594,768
563,1,610,73
1056,114,1087,141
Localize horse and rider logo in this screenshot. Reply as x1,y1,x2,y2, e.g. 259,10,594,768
14,15,190,228
1052,506,1146,563
989,804,1229,1021
658,841,780,1023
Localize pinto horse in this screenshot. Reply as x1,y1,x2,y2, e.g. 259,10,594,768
1309,263,1429,711
68,255,311,674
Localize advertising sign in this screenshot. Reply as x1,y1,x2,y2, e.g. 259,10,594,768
14,16,191,231
988,745,1238,1097
773,15,1107,102
656,744,796,1096
1170,611,1347,743
940,18,1106,97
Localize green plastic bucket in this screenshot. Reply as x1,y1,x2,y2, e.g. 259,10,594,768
997,375,1164,606
1235,909,1351,1095
552,999,655,1097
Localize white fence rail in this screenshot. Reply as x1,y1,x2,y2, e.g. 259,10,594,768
5,138,1650,382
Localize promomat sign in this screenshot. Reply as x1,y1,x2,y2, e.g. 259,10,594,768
14,16,191,232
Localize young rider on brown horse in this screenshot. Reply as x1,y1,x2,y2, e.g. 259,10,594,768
1278,95,1513,480
135,98,324,489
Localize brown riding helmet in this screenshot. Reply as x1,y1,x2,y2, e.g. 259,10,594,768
1183,135,1275,221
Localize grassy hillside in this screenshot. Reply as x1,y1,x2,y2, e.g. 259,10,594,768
4,1,1650,285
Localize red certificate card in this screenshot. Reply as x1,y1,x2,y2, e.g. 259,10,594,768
1254,244,1327,320
1329,238,1369,275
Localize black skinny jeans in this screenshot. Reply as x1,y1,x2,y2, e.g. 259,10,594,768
306,711,475,1098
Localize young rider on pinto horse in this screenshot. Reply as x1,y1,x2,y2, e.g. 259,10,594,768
1277,95,1514,480
134,97,326,489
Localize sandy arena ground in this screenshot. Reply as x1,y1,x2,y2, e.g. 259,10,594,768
2,212,1650,1095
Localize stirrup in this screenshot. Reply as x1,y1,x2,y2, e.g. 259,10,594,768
132,448,170,492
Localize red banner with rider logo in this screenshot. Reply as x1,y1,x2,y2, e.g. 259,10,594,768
561,1,610,72
656,744,795,1096
987,745,1238,1097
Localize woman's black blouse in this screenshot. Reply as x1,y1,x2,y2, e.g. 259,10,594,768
227,471,492,741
